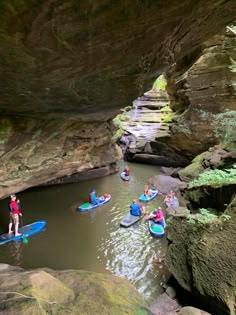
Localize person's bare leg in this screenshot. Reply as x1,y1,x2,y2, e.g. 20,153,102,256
8,222,13,234
15,222,21,236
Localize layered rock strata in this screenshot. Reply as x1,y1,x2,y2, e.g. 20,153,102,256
163,30,236,157
120,29,236,166
0,117,118,199
120,89,189,167
0,1,236,195
0,1,235,120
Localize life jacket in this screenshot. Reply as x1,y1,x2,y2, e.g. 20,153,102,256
88,194,92,203
8,201,20,213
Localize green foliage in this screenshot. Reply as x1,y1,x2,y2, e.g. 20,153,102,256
187,208,218,225
188,168,236,188
118,113,129,121
112,115,125,142
153,74,167,90
111,128,124,143
160,105,173,123
187,209,231,227
160,105,171,112
163,112,173,123
112,116,122,128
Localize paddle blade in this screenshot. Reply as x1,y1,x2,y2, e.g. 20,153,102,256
22,237,28,244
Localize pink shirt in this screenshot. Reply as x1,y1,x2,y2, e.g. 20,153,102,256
155,211,163,222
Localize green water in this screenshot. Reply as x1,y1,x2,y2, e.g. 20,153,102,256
0,161,169,303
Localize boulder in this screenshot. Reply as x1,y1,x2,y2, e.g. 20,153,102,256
149,292,181,315
148,174,187,195
0,264,150,315
178,306,211,315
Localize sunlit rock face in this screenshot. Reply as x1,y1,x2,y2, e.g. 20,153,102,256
164,30,236,157
0,1,235,197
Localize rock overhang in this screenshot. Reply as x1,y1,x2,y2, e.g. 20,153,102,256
0,0,235,120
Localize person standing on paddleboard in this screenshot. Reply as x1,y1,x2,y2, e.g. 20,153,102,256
8,194,22,236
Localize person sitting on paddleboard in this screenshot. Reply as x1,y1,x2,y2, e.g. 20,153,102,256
145,207,164,223
144,185,152,197
8,194,22,236
123,166,130,177
89,189,99,205
130,200,146,216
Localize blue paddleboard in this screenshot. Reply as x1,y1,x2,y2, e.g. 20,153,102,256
77,194,111,211
0,220,47,245
139,189,158,202
148,217,166,238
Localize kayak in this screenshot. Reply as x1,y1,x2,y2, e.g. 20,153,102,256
166,196,179,208
120,212,142,227
120,172,130,181
0,220,47,245
77,194,111,211
139,189,158,202
148,217,166,238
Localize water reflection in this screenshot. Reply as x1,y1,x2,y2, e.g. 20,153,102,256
8,241,23,266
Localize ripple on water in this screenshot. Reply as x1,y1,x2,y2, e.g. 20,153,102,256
97,200,167,302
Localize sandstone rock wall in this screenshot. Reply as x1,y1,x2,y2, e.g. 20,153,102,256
0,1,236,195
0,117,118,199
164,30,236,157
0,1,235,120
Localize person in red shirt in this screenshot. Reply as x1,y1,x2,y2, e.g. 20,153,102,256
123,166,130,177
8,194,22,236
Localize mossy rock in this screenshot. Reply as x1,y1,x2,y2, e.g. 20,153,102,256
178,161,204,182
166,197,236,315
0,267,150,315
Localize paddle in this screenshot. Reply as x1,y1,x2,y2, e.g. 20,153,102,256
20,214,28,244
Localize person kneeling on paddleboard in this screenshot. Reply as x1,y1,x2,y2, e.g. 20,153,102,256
145,207,164,224
8,194,22,236
123,166,130,177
